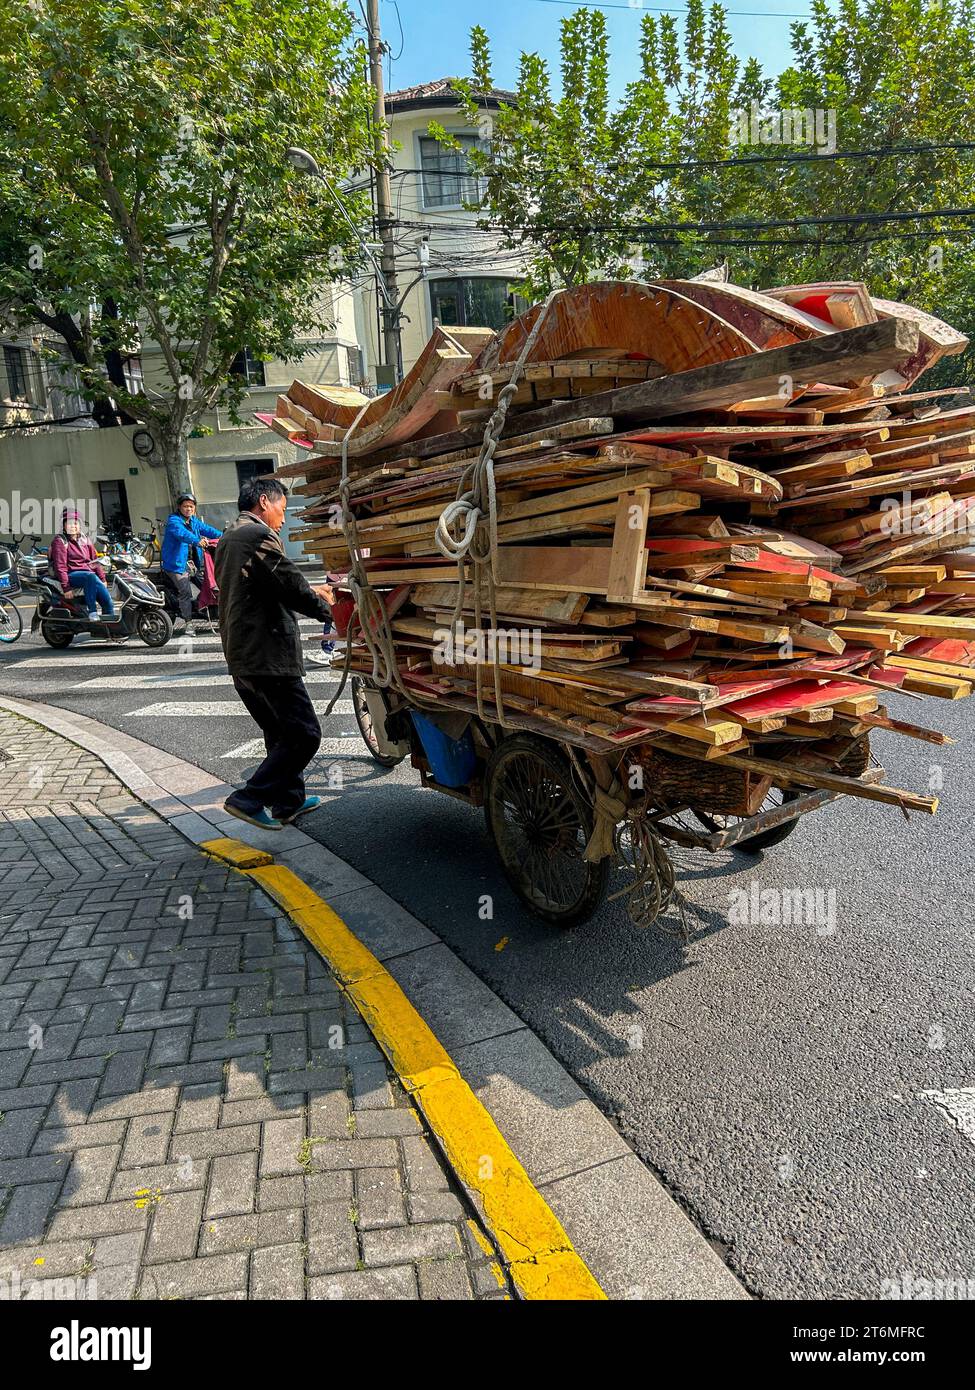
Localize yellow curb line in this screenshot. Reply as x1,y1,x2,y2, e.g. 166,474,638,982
202,837,606,1301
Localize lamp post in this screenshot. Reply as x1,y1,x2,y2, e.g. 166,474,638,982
285,144,415,386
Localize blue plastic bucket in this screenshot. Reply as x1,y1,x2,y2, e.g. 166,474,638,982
409,711,477,788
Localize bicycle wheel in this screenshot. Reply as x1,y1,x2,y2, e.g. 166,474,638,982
0,597,24,643
351,676,405,767
690,786,804,853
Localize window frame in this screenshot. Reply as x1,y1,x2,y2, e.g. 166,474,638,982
343,344,365,388
416,129,487,212
427,275,528,333
3,344,31,403
229,348,267,389
235,458,277,491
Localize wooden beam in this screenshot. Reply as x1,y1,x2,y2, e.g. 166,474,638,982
655,741,938,813
498,318,922,431
607,491,651,603
494,546,612,594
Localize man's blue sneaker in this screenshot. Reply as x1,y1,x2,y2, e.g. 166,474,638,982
223,799,283,831
274,796,323,824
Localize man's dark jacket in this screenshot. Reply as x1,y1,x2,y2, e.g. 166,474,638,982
215,512,330,677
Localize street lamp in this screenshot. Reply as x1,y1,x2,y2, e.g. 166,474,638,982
286,144,414,386
284,146,394,311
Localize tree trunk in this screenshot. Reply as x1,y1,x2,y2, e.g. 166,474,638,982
156,429,192,505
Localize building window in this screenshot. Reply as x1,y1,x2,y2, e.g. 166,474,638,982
122,355,144,395
47,353,90,423
429,278,528,332
419,135,485,209
229,348,267,387
235,458,276,490
344,345,365,387
3,345,30,401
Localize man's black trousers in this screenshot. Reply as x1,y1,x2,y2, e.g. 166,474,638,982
230,675,321,818
161,569,194,622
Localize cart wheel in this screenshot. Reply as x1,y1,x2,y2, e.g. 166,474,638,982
484,733,608,927
691,786,804,854
352,676,405,768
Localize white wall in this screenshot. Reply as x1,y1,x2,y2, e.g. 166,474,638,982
356,104,528,380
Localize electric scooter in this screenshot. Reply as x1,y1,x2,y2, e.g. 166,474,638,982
31,564,174,648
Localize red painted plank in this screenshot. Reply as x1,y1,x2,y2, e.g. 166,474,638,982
725,678,875,719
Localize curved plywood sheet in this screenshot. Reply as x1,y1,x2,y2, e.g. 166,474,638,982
288,324,495,455
871,297,969,389
654,280,824,350
474,281,760,377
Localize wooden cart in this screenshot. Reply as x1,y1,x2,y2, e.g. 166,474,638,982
349,674,876,929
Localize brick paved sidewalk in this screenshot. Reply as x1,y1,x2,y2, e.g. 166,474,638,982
0,711,511,1300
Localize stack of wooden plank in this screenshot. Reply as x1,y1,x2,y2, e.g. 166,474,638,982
258,279,975,815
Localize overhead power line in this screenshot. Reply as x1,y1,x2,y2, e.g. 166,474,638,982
387,204,975,236
526,0,813,17
385,141,975,181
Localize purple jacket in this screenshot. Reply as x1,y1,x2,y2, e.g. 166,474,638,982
49,533,105,589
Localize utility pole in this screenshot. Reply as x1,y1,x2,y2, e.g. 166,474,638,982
366,0,402,385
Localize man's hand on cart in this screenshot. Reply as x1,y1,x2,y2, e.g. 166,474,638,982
314,582,336,605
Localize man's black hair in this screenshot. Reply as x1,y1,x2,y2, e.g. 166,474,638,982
238,475,289,512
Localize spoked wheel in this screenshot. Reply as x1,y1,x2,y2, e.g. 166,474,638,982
136,609,173,647
484,733,607,927
689,785,804,854
0,597,23,643
351,676,405,767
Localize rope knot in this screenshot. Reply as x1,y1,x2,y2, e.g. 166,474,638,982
584,778,629,863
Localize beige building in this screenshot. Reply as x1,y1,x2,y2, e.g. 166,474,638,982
0,329,156,541
0,283,361,550
136,281,363,523
1,80,526,545
355,79,528,383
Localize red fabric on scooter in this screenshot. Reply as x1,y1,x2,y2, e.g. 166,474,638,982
197,547,219,610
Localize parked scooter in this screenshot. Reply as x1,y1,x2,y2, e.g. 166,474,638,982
0,533,50,590
31,562,173,648
106,538,150,572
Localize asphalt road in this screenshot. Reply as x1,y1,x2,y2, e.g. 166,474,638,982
2,591,974,1300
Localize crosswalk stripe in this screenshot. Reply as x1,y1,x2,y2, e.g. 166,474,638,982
11,653,230,669
10,652,343,670
222,734,364,759
126,700,353,718
72,670,339,690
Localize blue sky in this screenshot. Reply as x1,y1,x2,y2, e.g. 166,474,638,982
380,0,819,100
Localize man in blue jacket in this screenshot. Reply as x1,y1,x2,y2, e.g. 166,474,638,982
161,493,222,635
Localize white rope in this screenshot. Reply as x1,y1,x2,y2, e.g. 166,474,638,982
433,289,565,724
327,290,563,726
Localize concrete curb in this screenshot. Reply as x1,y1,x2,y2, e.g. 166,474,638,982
0,693,748,1301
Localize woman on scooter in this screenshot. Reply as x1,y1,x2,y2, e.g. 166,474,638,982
161,493,222,635
49,509,117,623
